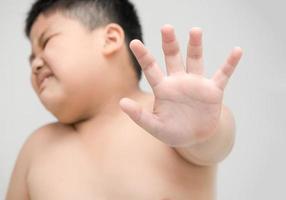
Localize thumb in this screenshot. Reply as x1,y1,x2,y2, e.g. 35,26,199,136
119,97,161,136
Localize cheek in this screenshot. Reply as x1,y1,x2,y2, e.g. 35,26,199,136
43,38,108,98
45,40,90,73
50,50,100,82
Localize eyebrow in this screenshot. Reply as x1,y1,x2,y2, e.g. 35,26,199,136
28,29,48,64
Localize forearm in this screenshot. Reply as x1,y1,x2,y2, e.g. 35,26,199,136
174,105,236,166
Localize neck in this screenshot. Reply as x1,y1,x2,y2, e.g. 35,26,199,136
71,86,145,136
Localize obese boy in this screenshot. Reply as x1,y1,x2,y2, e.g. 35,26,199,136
6,0,243,199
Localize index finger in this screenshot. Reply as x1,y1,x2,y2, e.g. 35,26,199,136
212,47,243,90
130,39,164,89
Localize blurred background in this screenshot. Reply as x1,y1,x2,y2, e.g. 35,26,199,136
1,0,285,199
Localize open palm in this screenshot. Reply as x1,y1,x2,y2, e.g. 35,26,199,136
120,25,242,147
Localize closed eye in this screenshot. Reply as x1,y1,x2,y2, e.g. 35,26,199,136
42,32,61,49
42,37,51,49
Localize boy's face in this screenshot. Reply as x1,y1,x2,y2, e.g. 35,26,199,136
29,12,109,123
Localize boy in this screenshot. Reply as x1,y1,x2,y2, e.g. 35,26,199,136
6,0,242,199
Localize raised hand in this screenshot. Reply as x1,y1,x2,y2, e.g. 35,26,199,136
119,25,242,147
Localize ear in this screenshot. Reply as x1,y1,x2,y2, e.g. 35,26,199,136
102,23,125,56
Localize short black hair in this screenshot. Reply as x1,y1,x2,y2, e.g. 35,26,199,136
25,0,143,80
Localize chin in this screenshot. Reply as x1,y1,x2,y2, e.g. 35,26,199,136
42,102,81,125
52,109,85,125
40,89,93,125
55,115,76,125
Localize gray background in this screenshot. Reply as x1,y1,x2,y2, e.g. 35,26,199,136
1,0,285,199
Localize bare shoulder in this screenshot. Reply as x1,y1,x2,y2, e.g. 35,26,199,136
5,122,72,200
29,122,74,145
18,122,73,157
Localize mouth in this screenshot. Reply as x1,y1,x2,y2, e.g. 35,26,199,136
38,72,54,92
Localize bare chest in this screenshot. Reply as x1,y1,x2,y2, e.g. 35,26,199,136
27,131,215,200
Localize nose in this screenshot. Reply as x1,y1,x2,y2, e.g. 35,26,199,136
32,56,45,74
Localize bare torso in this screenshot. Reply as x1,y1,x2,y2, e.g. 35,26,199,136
26,94,217,200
